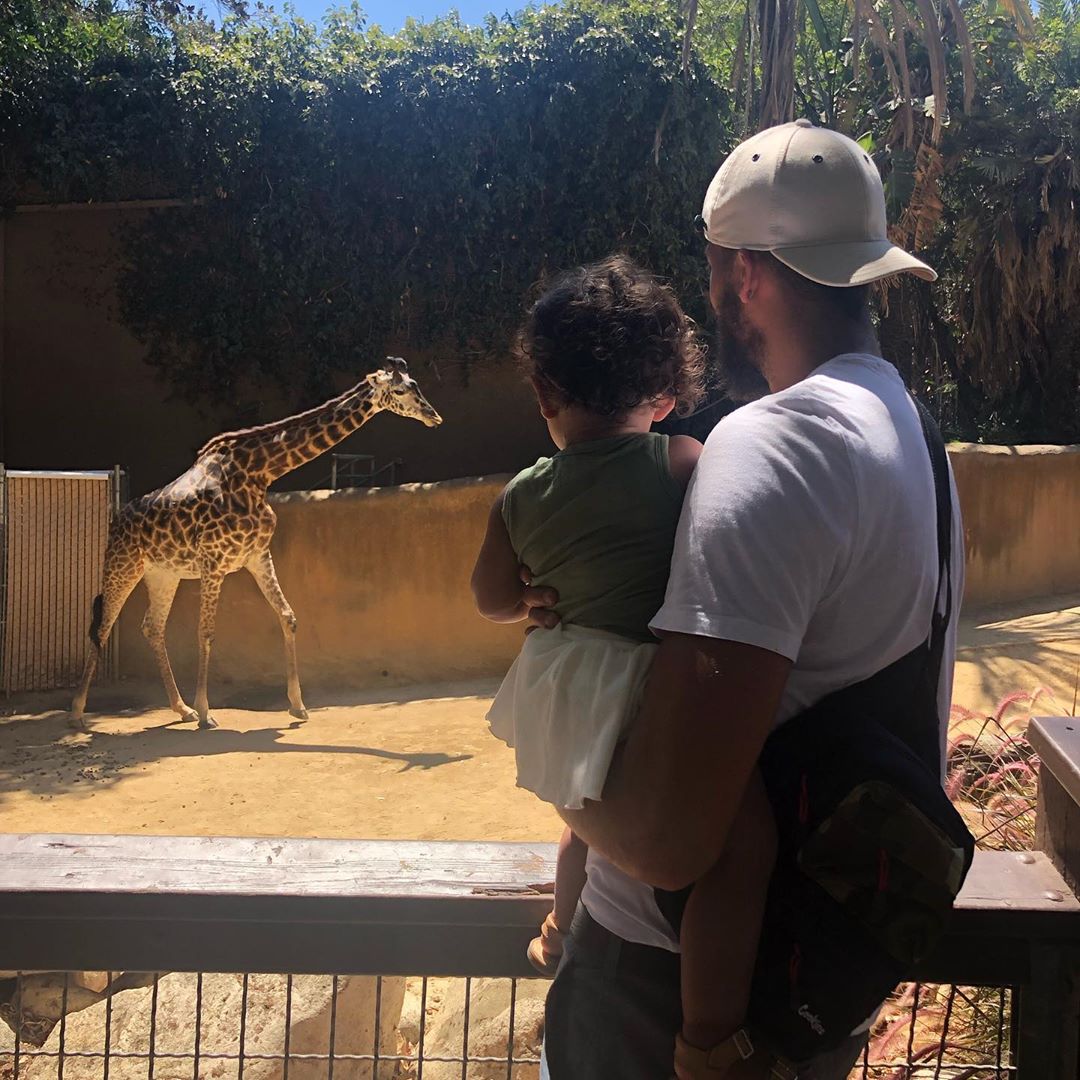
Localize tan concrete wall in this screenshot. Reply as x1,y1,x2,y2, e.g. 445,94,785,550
116,475,522,693
951,443,1080,607
114,445,1080,693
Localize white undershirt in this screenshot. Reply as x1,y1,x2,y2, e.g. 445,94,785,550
580,354,965,951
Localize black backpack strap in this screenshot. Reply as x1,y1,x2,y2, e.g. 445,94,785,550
911,396,953,646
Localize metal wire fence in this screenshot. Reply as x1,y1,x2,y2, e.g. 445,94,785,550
0,971,1016,1080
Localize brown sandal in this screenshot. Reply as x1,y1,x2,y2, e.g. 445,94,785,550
526,911,566,977
673,1031,797,1080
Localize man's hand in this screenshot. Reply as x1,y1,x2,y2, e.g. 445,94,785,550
520,565,560,632
559,632,791,890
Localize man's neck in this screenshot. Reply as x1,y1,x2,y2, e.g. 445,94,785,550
764,317,880,394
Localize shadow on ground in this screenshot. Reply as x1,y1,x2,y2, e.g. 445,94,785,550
0,681,479,803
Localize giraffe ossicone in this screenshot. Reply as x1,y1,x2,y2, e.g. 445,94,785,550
69,358,442,732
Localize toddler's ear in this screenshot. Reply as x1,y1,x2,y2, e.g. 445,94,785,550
651,396,677,423
530,375,562,420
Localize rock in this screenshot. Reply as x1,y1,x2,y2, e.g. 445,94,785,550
396,978,546,1080
0,972,157,1048
2,973,406,1080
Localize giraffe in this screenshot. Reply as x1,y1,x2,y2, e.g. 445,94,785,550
69,357,442,732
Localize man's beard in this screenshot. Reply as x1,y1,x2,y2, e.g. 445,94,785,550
715,283,769,404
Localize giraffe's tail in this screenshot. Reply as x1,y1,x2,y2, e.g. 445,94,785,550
89,594,105,650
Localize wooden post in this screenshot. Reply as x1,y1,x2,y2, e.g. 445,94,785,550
1033,718,1080,893
110,464,124,680
1024,718,1080,1079
1015,944,1080,1079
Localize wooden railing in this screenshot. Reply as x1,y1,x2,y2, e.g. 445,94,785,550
1,716,1079,1076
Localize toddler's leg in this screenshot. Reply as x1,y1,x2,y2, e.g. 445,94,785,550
553,825,588,931
677,770,777,1077
529,826,588,977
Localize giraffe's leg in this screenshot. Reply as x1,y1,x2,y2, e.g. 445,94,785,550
194,570,225,730
246,551,308,720
70,552,145,731
141,566,198,724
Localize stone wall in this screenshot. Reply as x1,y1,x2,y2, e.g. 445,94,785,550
114,445,1080,693
116,475,520,692
0,208,553,499
950,443,1080,606
2,973,544,1080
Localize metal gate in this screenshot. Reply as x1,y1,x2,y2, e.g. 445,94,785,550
0,467,124,694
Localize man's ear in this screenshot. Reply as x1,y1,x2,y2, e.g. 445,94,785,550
734,249,761,304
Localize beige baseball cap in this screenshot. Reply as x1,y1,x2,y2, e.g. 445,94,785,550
699,119,936,286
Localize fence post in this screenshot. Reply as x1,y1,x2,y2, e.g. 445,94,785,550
0,462,6,695
109,464,124,679
1020,718,1080,1078
1015,944,1080,1079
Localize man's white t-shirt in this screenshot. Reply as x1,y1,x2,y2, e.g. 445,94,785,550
580,353,965,952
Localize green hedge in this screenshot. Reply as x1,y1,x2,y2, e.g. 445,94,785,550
3,2,728,414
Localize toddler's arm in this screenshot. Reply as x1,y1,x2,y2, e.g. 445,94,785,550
471,490,531,622
668,434,703,490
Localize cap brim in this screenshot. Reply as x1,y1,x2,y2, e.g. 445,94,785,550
772,239,937,286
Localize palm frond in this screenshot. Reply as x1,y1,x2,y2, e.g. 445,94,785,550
943,0,976,113
997,0,1036,38
887,0,917,147
885,145,917,222
730,1,749,92
803,0,832,53
909,0,948,144
907,140,946,250
682,0,700,75
863,4,903,109
852,0,863,81
969,156,1026,183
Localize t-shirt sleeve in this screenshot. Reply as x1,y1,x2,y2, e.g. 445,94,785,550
651,402,858,661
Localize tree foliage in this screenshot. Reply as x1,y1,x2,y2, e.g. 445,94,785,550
3,0,728,418
688,0,1079,440
3,0,1079,438
832,5,1080,440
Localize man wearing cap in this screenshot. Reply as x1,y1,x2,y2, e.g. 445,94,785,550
534,121,965,1078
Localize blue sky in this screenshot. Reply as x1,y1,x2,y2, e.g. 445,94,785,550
281,0,510,30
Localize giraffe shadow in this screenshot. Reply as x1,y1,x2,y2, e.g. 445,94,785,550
0,709,474,803
127,721,474,772
93,723,475,772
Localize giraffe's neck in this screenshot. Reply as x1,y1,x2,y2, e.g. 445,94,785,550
222,385,383,485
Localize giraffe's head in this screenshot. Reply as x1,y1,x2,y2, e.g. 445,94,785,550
368,357,443,427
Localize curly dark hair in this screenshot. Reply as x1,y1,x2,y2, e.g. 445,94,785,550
516,254,706,418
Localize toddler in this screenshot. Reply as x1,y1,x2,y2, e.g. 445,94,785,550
471,254,779,1079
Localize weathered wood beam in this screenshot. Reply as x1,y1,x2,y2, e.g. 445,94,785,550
0,835,1076,984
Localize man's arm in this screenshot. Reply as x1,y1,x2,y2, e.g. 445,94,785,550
562,407,856,888
560,631,790,891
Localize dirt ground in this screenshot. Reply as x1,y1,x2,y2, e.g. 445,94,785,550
1,593,1078,840
0,678,562,840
